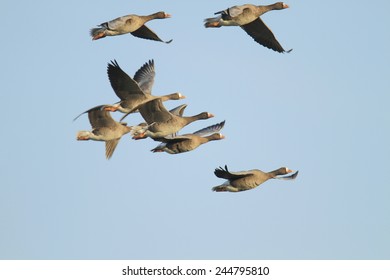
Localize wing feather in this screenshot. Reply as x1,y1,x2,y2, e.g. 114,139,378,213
214,165,251,180
133,59,155,94
105,139,120,159
275,170,299,180
104,15,132,30
138,98,172,124
193,121,225,137
131,25,172,43
107,60,145,100
88,109,117,129
241,18,288,53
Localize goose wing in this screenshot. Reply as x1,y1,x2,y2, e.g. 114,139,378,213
138,98,172,124
214,165,252,180
275,170,299,180
73,104,107,122
88,107,117,129
193,121,225,137
169,104,188,117
131,25,172,43
107,60,145,100
133,59,155,94
241,18,289,53
215,5,245,18
105,139,120,159
102,15,133,30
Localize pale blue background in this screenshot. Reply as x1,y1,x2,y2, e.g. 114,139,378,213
1,0,389,259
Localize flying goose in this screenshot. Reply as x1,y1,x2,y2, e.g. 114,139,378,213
151,120,226,154
132,99,214,140
105,60,185,118
204,2,291,53
212,165,298,192
90,12,172,43
75,105,132,159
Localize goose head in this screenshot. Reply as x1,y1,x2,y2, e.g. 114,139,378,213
155,11,172,19
274,2,289,10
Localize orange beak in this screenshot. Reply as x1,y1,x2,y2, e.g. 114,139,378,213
92,33,106,40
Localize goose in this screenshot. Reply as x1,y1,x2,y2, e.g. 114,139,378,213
90,11,172,43
212,165,298,192
76,105,132,159
132,99,214,140
151,120,225,154
105,60,185,119
204,2,291,53
129,104,189,138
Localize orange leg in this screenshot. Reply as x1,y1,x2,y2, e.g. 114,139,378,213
205,22,221,28
104,106,117,112
92,33,106,40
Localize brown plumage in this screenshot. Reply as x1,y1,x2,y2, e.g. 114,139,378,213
132,99,214,140
75,105,132,159
151,121,225,154
212,165,298,192
90,12,172,43
104,60,184,118
204,2,291,53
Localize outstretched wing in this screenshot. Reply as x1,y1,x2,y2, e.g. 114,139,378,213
160,135,192,144
169,104,188,117
275,170,299,180
133,59,155,94
73,104,107,122
88,108,117,129
107,60,145,100
105,139,120,159
241,18,290,53
193,120,225,137
131,25,172,43
138,98,172,124
214,165,251,180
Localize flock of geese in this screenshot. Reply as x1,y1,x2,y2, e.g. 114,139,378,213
75,2,299,192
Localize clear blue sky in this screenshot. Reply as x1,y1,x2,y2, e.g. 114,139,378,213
1,0,389,259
